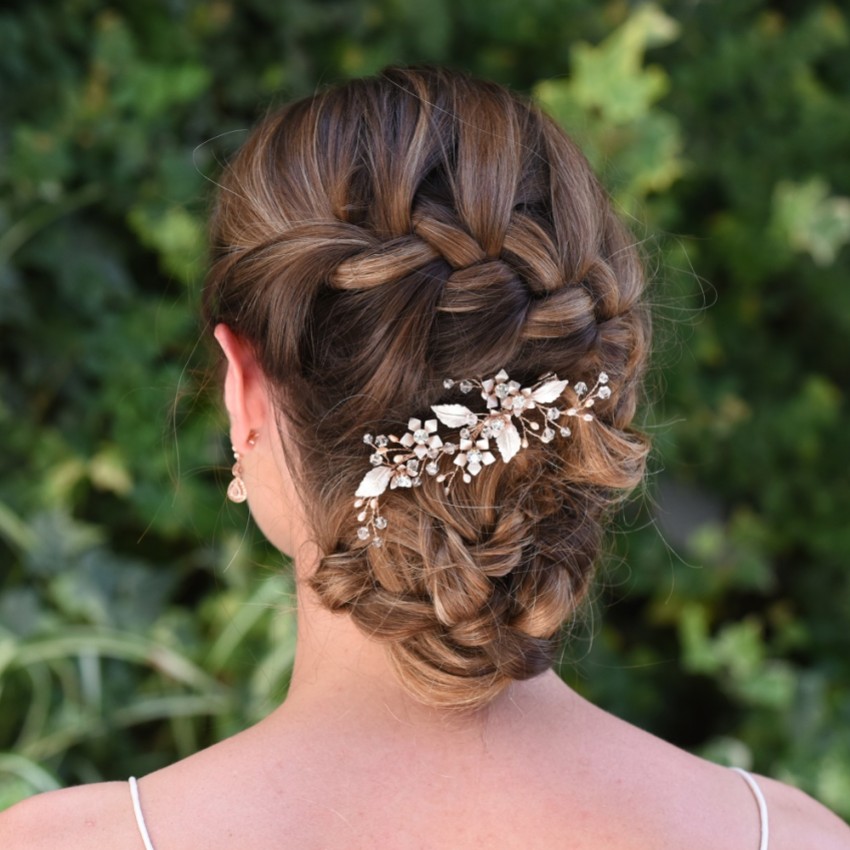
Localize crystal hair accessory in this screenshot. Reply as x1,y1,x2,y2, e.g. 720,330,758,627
354,369,610,546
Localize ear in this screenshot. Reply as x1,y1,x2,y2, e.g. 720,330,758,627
214,324,270,452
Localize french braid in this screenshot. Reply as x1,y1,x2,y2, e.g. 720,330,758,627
204,66,650,710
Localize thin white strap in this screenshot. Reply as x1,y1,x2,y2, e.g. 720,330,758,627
129,776,157,850
731,767,769,850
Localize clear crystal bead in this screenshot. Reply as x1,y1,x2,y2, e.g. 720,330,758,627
495,383,510,399
560,426,571,437
443,378,455,389
466,413,477,426
412,477,422,487
426,461,439,476
599,372,609,384
443,442,456,454
426,447,439,459
227,476,247,503
374,516,388,530
375,435,388,447
357,527,370,540
481,424,492,438
489,417,505,433
370,452,383,466
395,474,412,488
598,385,611,399
468,450,482,464
459,428,471,440
547,407,560,420
413,429,429,444
459,380,473,393
541,428,555,443
372,537,383,548
574,382,588,396
363,433,373,444
406,459,420,475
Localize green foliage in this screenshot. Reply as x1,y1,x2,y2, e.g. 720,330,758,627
535,4,684,209
772,178,850,267
1,0,849,819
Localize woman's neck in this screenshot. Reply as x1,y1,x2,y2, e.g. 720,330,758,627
283,543,442,723
276,539,574,734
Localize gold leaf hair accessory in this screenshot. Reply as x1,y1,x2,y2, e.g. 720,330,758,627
354,369,610,546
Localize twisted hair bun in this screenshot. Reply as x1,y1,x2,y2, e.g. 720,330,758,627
204,66,650,710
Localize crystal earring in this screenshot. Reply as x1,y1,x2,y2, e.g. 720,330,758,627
227,449,248,503
226,431,257,504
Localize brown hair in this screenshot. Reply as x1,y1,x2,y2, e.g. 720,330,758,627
204,66,650,710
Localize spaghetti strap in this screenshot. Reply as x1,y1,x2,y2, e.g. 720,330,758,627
731,767,769,850
126,768,769,850
128,777,157,850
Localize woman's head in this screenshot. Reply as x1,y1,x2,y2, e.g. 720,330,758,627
204,65,650,710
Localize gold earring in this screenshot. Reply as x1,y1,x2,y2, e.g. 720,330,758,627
227,430,258,503
227,448,248,503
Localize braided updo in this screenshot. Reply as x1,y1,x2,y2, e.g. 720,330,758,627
204,66,650,710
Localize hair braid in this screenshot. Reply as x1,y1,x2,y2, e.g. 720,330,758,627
204,65,650,711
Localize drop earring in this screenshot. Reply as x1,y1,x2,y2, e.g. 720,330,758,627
227,450,247,503
227,430,258,504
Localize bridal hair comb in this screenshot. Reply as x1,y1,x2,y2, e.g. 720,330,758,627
354,369,610,546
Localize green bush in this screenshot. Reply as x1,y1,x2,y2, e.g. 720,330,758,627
1,0,848,816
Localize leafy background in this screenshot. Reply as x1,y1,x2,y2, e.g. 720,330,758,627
1,0,848,817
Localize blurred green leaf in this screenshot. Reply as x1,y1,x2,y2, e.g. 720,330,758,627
772,178,850,266
568,4,679,123
127,204,206,285
534,4,684,209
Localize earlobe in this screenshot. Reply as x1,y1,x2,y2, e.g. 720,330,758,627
213,323,269,452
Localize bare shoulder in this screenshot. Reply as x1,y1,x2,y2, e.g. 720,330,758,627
556,686,850,849
0,781,138,850
757,774,850,850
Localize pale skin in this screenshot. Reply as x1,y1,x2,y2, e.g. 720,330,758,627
2,326,848,849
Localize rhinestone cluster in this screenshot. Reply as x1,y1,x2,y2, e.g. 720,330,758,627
353,369,611,546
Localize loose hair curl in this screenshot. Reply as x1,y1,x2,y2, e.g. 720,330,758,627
204,66,650,710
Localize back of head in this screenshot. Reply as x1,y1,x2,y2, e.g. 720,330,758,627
204,65,650,710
